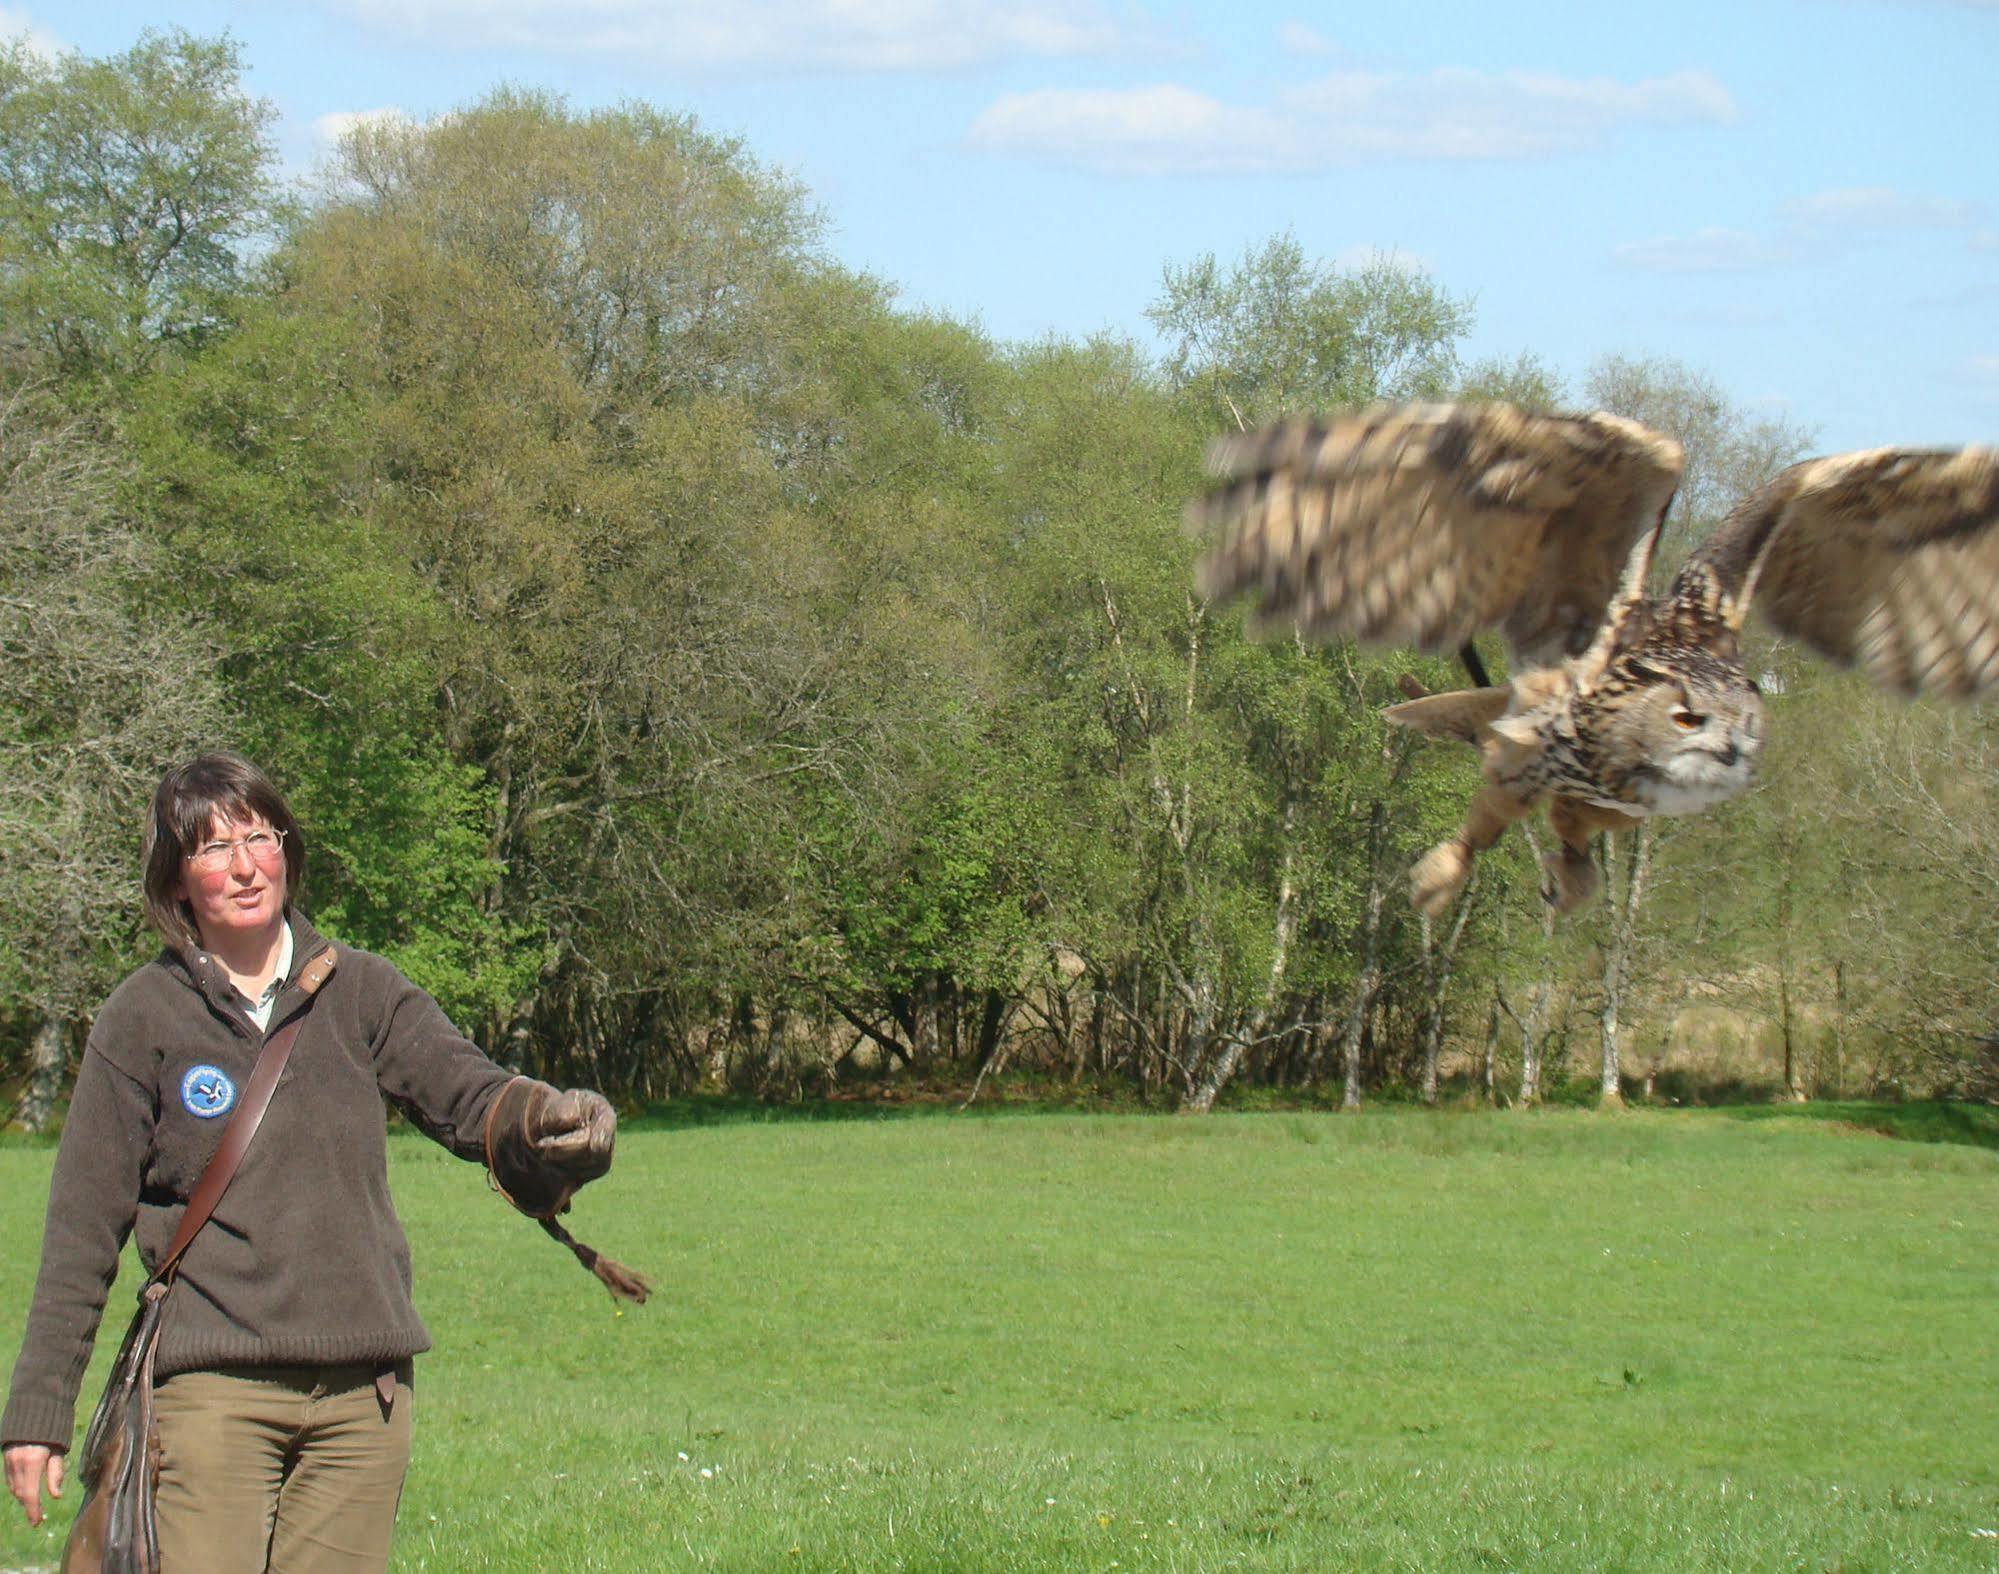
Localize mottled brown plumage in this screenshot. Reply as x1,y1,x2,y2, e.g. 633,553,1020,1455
1193,404,1685,668
1189,403,1999,914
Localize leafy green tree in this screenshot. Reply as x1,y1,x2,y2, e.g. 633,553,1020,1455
117,295,541,1033
1140,239,1495,1107
285,90,1035,1086
1454,351,1565,410
1816,688,1999,1097
0,29,275,386
1148,234,1473,429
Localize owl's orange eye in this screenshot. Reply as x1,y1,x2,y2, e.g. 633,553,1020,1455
1672,711,1704,730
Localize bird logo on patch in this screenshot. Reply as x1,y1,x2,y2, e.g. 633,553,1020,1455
181,1064,236,1119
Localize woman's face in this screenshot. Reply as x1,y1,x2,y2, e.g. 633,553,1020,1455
173,809,288,951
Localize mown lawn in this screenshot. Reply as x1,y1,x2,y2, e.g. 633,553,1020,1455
3,1105,1996,1570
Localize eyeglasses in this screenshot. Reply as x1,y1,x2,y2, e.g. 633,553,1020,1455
186,828,287,873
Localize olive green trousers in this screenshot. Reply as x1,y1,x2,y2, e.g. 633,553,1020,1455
151,1363,413,1573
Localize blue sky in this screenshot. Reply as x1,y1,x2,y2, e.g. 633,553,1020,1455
16,0,1999,454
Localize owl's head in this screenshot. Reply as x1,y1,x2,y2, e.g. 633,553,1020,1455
1592,648,1766,815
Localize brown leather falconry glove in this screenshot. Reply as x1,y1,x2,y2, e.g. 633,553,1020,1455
484,1077,650,1304
485,1078,614,1216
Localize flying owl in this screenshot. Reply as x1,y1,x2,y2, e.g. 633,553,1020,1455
1188,403,1999,915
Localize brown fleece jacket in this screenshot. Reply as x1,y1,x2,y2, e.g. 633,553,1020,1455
2,912,513,1450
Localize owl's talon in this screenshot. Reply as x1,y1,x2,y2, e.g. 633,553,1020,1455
1541,848,1600,913
1411,840,1472,917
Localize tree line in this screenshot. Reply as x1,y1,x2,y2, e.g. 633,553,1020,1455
3,30,1993,1126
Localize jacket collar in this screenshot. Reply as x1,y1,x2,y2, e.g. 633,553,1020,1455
164,909,336,1038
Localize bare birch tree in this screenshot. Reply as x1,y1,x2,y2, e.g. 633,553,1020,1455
1417,872,1480,1104
1595,825,1655,1108
0,393,222,1127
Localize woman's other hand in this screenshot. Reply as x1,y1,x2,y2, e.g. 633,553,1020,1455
3,1441,63,1526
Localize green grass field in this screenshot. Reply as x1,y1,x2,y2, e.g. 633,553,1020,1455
3,1105,1996,1570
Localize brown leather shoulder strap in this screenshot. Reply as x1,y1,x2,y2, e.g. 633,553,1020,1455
154,947,338,1282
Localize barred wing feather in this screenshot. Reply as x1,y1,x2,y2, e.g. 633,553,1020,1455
1189,403,1684,670
1690,445,1999,698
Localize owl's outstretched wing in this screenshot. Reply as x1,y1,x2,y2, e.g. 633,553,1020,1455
1683,445,1999,697
1188,403,1684,669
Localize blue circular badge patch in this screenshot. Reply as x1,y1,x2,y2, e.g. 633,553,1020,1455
180,1065,237,1119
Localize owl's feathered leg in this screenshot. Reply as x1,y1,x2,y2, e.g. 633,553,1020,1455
1544,797,1643,913
1411,781,1537,917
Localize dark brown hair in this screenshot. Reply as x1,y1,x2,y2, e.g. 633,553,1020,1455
142,752,306,953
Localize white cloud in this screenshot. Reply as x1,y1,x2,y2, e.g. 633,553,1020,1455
320,0,1150,71
0,6,67,61
969,66,1735,175
312,106,414,150
1613,227,1788,273
1275,20,1338,56
1616,185,1989,273
1279,67,1735,160
968,85,1298,176
1778,186,1980,233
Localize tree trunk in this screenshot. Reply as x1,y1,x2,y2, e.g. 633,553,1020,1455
1598,824,1653,1109
1831,960,1848,1098
903,977,939,1069
1340,802,1389,1112
1778,967,1806,1101
1482,991,1501,1105
1509,825,1563,1106
974,988,1017,1069
1419,915,1441,1106
1524,943,1553,1101
1417,875,1478,1105
1177,956,1225,1113
960,988,1022,1110
1771,848,1809,1102
1186,791,1301,1114
831,1000,915,1073
17,1016,68,1133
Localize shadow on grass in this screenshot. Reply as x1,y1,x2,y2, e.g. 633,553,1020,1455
624,1083,1180,1131
1724,1099,1999,1152
628,1090,1999,1149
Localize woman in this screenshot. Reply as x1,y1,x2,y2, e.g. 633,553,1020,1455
2,752,624,1570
